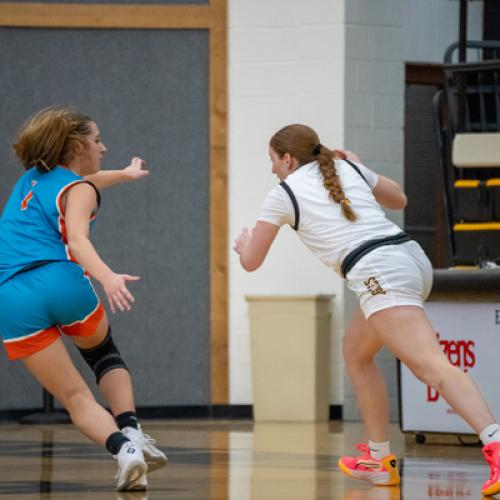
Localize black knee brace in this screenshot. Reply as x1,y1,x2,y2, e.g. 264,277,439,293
77,327,129,384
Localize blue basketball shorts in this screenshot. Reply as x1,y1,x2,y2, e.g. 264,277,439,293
0,261,104,360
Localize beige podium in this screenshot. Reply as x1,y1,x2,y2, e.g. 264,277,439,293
246,295,332,422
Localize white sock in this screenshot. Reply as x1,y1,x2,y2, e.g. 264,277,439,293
368,440,391,460
480,424,500,445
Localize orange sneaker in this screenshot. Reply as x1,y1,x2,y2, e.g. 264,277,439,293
482,442,500,496
338,443,400,486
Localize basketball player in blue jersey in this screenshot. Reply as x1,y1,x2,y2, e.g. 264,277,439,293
234,124,500,497
0,108,167,491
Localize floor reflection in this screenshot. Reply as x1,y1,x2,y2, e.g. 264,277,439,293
0,420,493,499
342,486,401,500
401,457,485,499
115,493,150,500
40,430,54,493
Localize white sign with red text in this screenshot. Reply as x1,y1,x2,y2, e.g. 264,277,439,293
400,301,500,434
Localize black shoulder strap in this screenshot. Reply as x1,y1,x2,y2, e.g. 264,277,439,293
344,159,370,187
279,181,300,231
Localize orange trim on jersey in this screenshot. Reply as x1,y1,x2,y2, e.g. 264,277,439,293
59,302,105,337
4,326,60,360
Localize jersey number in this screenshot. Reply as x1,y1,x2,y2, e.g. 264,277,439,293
21,191,33,211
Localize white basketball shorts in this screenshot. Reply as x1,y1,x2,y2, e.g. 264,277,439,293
345,240,433,319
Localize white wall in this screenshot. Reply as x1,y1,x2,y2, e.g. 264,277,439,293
228,0,483,414
228,0,346,405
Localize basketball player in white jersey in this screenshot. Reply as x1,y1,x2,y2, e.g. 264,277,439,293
234,123,500,496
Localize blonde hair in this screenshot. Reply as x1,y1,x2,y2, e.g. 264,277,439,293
13,107,92,172
269,124,357,222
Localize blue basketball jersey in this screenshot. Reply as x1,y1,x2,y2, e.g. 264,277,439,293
0,166,98,285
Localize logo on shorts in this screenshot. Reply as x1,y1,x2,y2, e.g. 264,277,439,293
364,277,385,295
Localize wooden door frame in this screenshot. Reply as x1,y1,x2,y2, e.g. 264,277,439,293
0,0,228,404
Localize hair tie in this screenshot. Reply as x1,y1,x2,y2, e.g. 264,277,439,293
312,143,323,156
35,159,51,172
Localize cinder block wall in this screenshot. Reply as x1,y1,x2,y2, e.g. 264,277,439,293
228,0,346,406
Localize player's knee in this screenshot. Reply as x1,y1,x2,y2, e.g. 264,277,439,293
77,327,128,384
408,357,446,388
423,361,463,395
343,335,372,367
343,332,357,360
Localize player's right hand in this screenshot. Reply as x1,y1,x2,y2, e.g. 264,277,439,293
123,157,149,180
102,273,140,313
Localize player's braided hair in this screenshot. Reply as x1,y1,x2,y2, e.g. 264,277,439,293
13,107,92,173
269,124,357,221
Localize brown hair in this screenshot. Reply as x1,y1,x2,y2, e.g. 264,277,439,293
269,124,357,221
13,107,92,173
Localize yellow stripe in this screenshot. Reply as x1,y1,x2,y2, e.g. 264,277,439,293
486,179,500,187
454,180,479,188
454,223,500,231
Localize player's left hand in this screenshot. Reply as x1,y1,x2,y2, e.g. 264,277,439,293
234,227,251,255
124,157,149,180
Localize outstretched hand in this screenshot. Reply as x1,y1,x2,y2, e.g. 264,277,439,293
102,272,140,314
123,157,149,180
234,227,251,255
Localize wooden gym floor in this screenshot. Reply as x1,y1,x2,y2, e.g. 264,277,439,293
0,420,492,499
